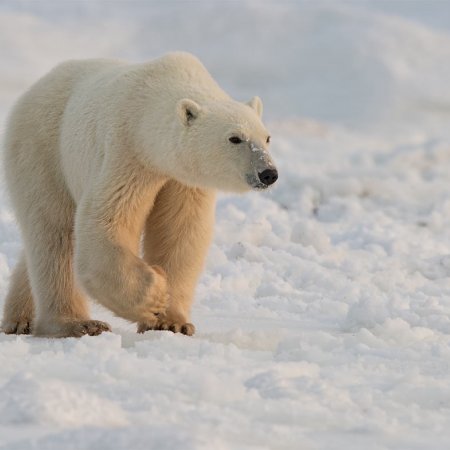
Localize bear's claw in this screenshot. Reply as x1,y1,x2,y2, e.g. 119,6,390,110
66,320,112,337
33,319,112,338
168,322,195,336
137,320,195,336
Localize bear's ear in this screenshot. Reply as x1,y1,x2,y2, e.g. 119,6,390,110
246,96,263,118
177,98,202,126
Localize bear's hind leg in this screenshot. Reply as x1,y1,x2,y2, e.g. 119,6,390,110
1,253,34,334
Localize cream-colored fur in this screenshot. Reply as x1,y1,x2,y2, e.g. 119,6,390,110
1,52,277,337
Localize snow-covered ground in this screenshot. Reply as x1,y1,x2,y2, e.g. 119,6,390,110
1,1,450,449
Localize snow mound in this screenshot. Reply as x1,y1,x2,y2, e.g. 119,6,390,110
0,372,127,427
1,1,450,129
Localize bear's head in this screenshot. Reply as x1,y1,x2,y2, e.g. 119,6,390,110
172,96,278,193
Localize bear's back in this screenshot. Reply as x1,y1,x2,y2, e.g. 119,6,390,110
5,58,125,146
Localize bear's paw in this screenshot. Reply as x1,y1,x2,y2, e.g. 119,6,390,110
33,319,112,338
137,318,195,336
2,319,32,335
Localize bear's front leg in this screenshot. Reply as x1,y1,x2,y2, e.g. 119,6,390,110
141,180,216,336
74,169,169,328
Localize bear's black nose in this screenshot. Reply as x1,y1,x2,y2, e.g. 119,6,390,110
258,168,278,186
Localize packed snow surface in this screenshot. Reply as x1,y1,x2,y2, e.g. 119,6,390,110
1,1,450,449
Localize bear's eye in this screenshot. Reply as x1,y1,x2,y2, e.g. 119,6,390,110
266,136,271,144
229,136,242,144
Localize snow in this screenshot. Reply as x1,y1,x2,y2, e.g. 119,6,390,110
1,1,450,448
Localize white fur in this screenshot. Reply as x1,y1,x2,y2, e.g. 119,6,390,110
1,52,277,337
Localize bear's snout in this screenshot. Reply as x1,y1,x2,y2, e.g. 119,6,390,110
258,168,278,186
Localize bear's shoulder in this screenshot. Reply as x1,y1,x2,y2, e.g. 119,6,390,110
138,52,227,101
157,51,203,67
150,52,204,70
141,52,207,79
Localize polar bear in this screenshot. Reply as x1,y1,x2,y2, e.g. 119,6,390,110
1,52,278,338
